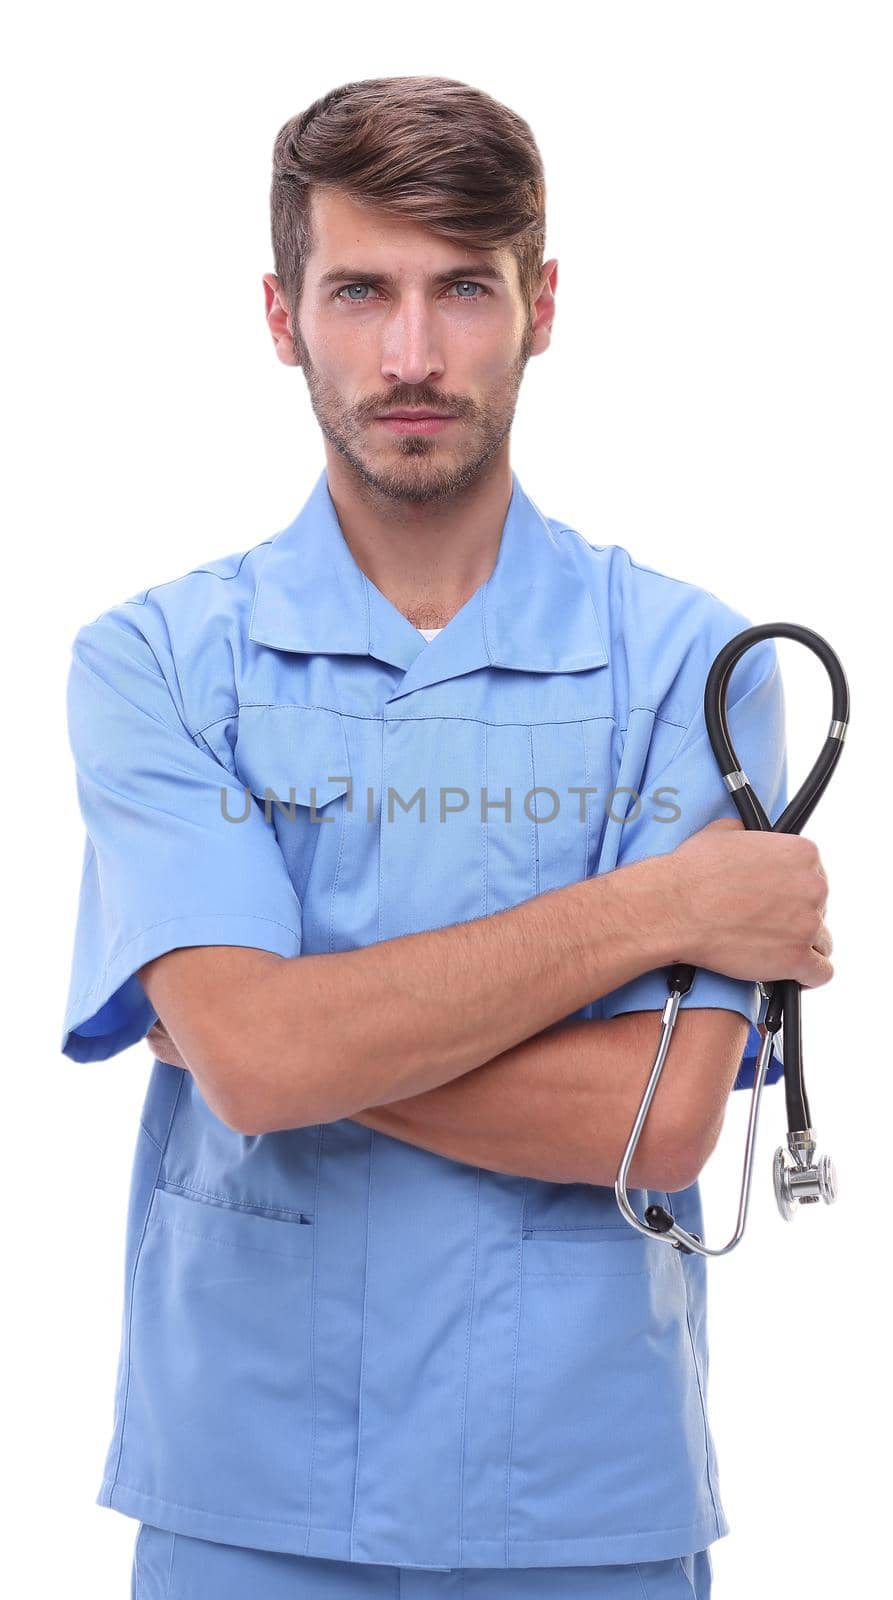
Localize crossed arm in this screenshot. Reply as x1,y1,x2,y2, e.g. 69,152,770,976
146,1003,750,1191
348,1009,750,1189
139,859,752,1190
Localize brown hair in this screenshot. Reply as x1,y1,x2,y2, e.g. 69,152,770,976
270,76,546,323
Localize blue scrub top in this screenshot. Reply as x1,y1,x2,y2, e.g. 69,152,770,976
61,466,787,1570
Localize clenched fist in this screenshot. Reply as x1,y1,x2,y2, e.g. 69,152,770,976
666,816,833,988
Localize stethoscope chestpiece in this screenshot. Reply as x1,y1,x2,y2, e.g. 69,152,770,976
773,1133,839,1221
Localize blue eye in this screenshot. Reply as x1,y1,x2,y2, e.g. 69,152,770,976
334,281,487,305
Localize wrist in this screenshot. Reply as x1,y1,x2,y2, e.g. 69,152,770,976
612,850,694,973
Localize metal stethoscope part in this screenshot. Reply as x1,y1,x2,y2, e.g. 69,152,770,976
614,623,849,1258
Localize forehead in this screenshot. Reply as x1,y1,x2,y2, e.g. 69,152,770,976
305,187,516,283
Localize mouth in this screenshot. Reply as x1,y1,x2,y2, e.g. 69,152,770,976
374,411,457,436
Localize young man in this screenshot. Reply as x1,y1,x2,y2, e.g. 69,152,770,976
61,77,832,1599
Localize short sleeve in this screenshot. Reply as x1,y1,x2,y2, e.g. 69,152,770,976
599,629,789,1091
61,608,304,1063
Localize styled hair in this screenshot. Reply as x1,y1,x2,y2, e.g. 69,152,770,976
270,76,546,320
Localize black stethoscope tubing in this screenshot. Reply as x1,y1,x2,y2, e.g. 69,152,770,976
688,623,848,1130
616,622,849,1255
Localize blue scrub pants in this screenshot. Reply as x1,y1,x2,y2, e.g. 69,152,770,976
132,1523,712,1598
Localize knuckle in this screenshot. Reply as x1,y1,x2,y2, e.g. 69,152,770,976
793,837,820,871
789,947,811,979
796,910,819,942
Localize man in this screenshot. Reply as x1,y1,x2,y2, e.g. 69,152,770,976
61,76,832,1599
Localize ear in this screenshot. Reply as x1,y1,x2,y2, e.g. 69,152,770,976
528,257,558,358
263,273,300,367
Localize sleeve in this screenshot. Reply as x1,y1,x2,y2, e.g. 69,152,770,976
60,608,304,1063
598,628,789,1091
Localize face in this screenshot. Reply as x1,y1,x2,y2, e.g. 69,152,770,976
264,189,556,505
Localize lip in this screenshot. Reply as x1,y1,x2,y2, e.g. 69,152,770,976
374,413,457,435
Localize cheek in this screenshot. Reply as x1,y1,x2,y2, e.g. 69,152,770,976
463,314,529,375
316,339,382,405
299,314,359,373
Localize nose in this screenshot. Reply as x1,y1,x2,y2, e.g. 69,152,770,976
379,293,445,387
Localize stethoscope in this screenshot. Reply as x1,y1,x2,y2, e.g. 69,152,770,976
614,623,849,1258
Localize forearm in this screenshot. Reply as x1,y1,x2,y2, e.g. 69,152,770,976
349,1013,683,1191
246,854,686,1133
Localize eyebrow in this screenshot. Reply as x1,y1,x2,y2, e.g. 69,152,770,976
316,263,510,290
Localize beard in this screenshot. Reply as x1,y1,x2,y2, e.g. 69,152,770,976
290,320,535,506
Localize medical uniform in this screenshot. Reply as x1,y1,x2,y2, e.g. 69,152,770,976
61,467,786,1594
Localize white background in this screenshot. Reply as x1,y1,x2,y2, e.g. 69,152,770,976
3,3,889,1594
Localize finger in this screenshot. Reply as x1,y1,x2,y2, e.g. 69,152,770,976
801,950,834,988
814,921,833,957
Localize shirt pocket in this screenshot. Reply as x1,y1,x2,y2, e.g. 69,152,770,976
117,1183,316,1525
508,1221,700,1546
522,1176,673,1236
234,703,351,809
233,704,352,946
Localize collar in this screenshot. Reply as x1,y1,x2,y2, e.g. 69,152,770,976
248,466,608,697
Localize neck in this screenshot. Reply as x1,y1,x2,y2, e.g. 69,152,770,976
322,446,513,628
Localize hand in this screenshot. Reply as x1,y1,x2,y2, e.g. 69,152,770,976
666,817,834,988
147,1018,190,1072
